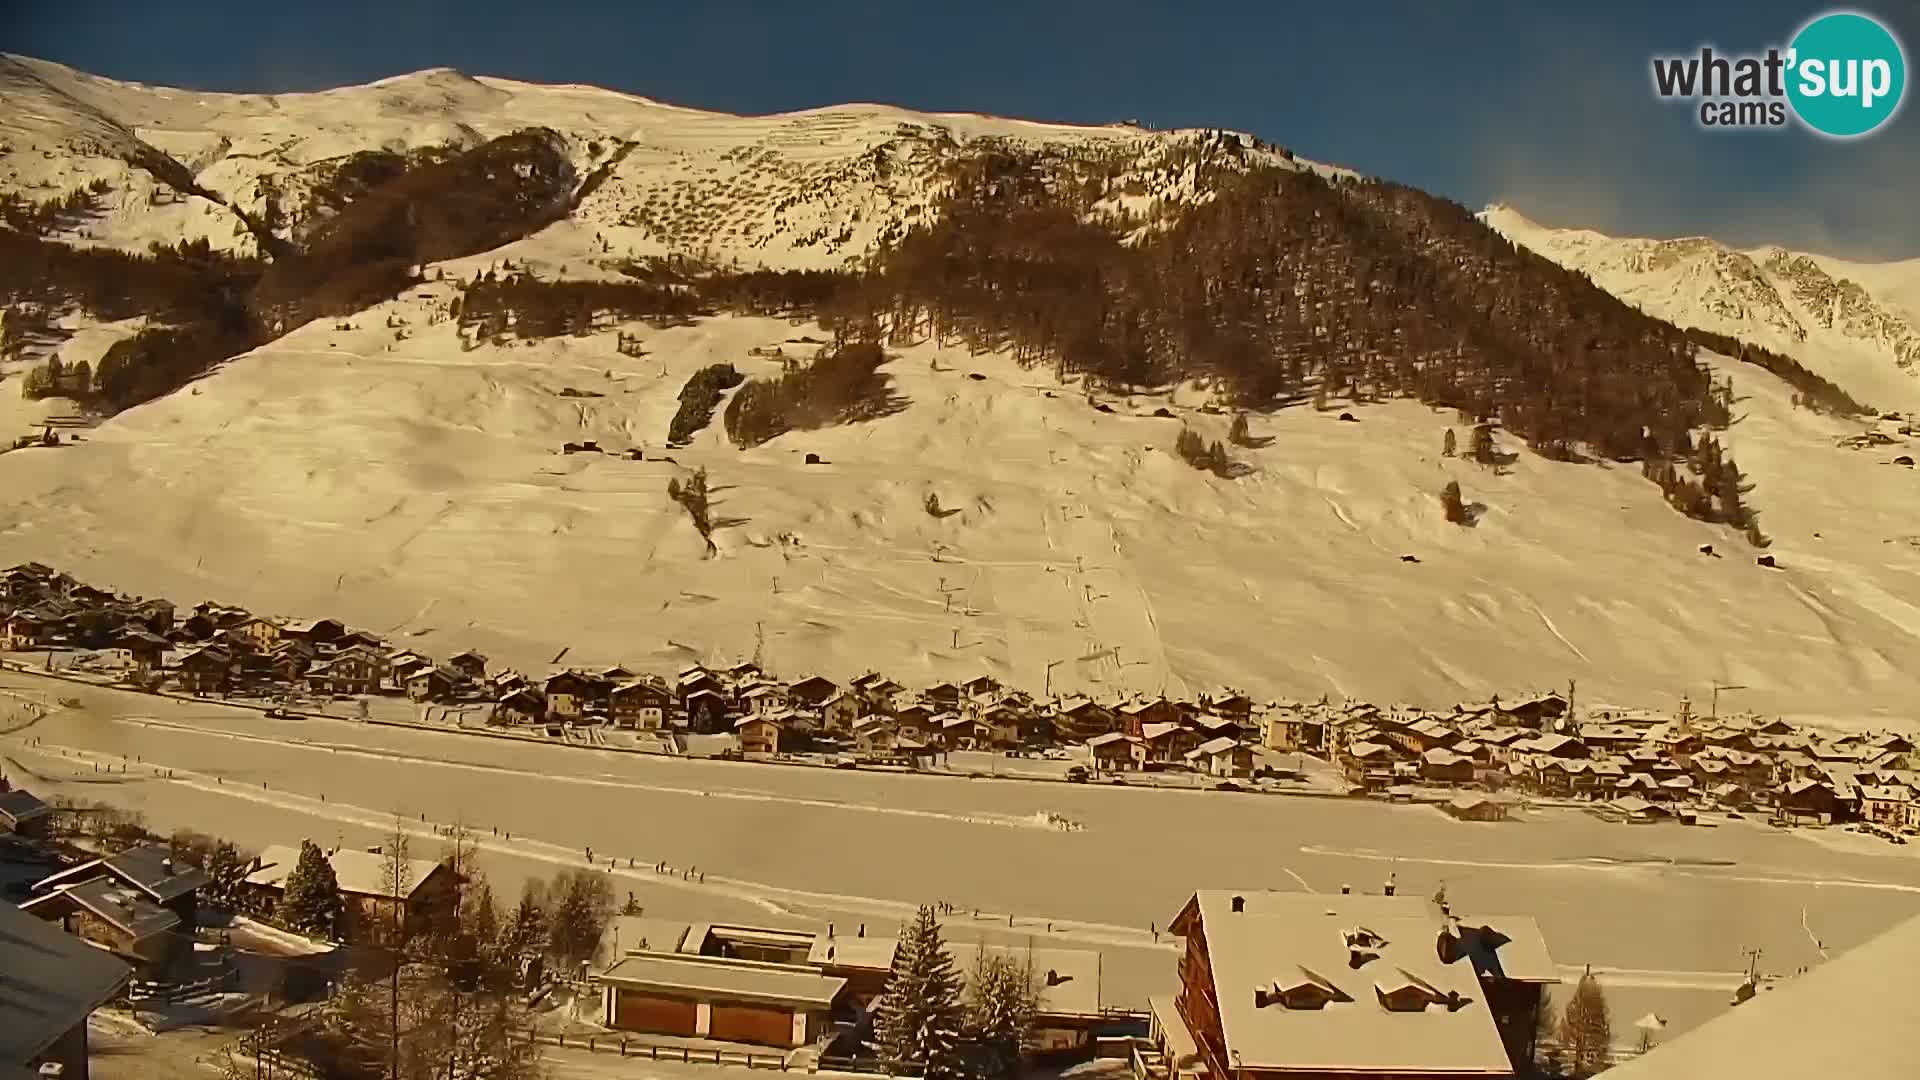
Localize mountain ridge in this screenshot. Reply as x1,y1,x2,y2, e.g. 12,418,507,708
1483,204,1920,412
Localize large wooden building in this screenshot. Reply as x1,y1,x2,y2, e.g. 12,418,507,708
1158,890,1557,1080
1,900,133,1080
594,923,843,1048
244,843,455,944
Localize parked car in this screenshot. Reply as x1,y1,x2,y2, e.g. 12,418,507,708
1065,766,1089,783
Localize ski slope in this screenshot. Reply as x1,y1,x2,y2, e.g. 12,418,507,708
1,281,1915,727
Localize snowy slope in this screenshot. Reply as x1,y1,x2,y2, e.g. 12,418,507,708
0,53,1342,269
0,289,1915,728
1483,204,1920,413
3,57,1917,725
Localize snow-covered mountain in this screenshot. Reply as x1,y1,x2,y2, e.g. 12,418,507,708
0,52,1343,267
1483,204,1920,412
3,57,1918,727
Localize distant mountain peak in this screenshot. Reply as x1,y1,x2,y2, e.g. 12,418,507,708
1488,206,1920,409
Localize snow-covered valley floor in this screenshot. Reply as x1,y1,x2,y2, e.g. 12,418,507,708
7,673,1918,1042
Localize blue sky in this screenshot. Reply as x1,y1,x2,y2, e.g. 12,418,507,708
7,1,1916,259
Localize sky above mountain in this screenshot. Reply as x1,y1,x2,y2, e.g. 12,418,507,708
6,0,1916,260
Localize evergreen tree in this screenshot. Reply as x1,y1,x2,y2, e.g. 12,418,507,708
873,904,966,1079
1442,427,1457,457
1470,423,1497,467
1558,971,1613,1077
20,363,54,399
278,839,343,937
200,840,251,912
501,883,548,965
1441,480,1469,524
546,867,615,973
1229,413,1252,446
966,951,1038,1078
1533,986,1559,1076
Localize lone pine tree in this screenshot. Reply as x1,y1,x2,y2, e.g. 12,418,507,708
278,839,343,937
1557,971,1613,1077
872,904,967,1080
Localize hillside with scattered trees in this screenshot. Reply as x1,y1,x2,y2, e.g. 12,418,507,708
1,125,1874,544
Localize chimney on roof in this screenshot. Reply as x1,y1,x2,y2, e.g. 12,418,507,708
1230,895,1245,913
161,857,173,875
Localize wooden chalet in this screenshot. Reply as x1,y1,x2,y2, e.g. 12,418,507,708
924,681,962,711
1088,732,1146,771
734,714,782,756
267,640,318,684
0,893,133,1080
1342,741,1398,788
447,650,488,681
544,670,611,720
494,687,545,725
235,616,287,652
595,947,845,1049
405,665,460,703
941,713,991,749
960,674,999,698
1261,710,1326,753
1108,699,1171,738
111,628,168,670
1054,698,1115,742
20,878,184,978
852,717,898,756
787,675,838,707
176,645,234,694
684,687,730,733
820,691,864,733
279,617,345,646
611,678,673,730
892,702,935,741
0,787,53,838
1777,779,1844,824
2,609,56,650
1443,794,1510,822
1420,748,1476,784
1159,890,1556,1080
33,844,209,929
244,844,454,944
1187,736,1254,778
1499,691,1570,728
1203,692,1254,724
305,645,385,697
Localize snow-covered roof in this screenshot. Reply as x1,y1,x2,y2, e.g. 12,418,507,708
245,843,444,899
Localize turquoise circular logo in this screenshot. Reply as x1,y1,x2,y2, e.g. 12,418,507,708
1787,11,1907,137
